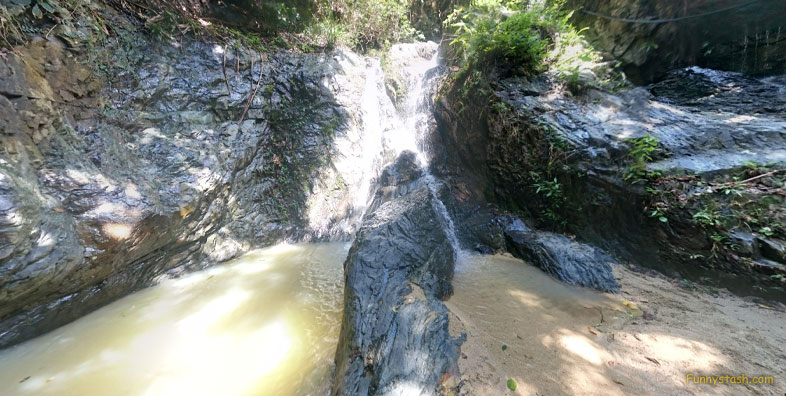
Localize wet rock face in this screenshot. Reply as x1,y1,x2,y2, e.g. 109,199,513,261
333,153,463,396
566,0,786,83
0,35,379,348
505,230,620,292
435,66,786,300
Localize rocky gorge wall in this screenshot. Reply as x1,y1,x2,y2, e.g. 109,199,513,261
566,0,786,83
0,20,399,348
434,64,786,301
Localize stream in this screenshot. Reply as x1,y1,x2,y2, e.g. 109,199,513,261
0,242,623,396
0,243,348,396
1,246,783,396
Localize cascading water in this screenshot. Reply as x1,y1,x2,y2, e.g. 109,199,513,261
357,42,462,257
0,42,466,396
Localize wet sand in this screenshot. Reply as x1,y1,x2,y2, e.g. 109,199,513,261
447,254,786,396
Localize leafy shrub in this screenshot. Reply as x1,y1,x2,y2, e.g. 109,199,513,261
313,0,418,51
531,172,567,227
445,0,624,90
446,1,574,75
624,134,661,184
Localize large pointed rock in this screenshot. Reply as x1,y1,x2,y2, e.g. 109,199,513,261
333,153,463,396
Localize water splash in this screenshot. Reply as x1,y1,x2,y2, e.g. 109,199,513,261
356,42,461,256
380,42,461,258
423,173,462,258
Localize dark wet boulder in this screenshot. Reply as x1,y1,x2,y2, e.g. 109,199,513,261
333,155,463,396
505,230,620,293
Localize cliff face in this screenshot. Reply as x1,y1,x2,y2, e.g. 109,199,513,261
567,0,786,83
0,17,388,347
434,66,786,301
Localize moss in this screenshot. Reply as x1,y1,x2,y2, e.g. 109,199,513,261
260,79,347,221
483,99,584,231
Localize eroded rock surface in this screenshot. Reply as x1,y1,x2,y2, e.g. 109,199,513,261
435,65,786,300
505,229,620,292
0,33,391,347
493,68,786,176
333,152,463,396
566,0,786,83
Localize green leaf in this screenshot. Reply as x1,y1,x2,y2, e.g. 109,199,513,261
11,0,32,5
659,216,668,223
31,4,43,18
501,344,507,351
507,378,517,391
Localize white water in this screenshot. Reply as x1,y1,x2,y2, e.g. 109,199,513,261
0,43,464,396
357,42,462,256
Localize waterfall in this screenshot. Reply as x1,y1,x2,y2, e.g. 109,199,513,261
356,42,462,257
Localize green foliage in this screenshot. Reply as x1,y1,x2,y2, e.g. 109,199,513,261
444,0,621,90
302,16,350,50
624,134,661,184
204,0,317,34
546,23,626,92
693,208,721,227
645,167,786,270
312,0,418,51
742,161,764,172
758,226,774,237
445,0,557,75
531,172,566,227
3,0,419,53
717,182,743,197
507,378,517,391
649,208,668,223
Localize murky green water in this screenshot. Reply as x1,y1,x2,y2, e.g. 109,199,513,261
0,243,349,396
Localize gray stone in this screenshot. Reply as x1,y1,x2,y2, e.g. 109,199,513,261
333,154,463,396
0,34,383,348
433,63,786,301
728,231,760,257
504,230,620,292
566,0,786,83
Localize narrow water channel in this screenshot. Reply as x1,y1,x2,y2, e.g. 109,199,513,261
0,243,349,396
